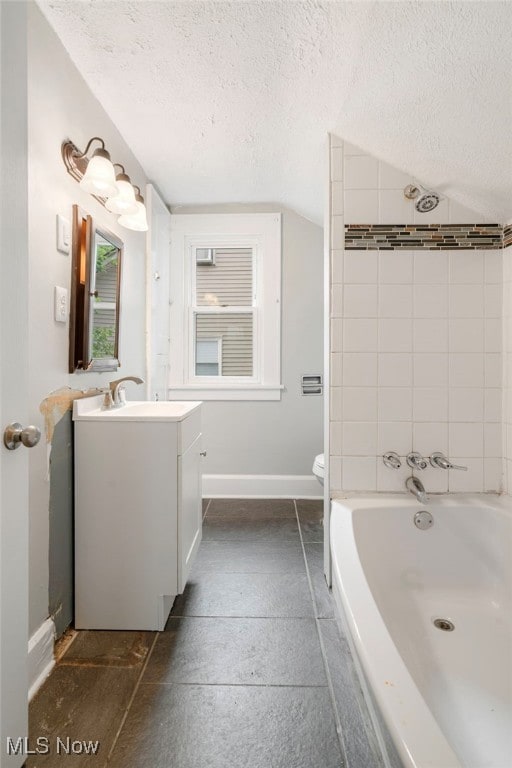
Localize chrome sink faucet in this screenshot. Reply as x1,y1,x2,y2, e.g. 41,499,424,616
107,376,144,407
405,476,429,504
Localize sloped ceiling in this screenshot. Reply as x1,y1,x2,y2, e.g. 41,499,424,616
37,0,512,224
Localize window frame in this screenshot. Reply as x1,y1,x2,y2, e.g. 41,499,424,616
169,213,282,401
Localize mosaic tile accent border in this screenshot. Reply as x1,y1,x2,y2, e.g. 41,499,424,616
344,223,503,250
504,224,512,249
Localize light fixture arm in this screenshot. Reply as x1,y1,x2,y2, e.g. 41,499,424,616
61,137,112,185
132,185,144,203
71,136,106,159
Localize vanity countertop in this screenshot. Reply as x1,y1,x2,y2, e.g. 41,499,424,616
73,395,202,422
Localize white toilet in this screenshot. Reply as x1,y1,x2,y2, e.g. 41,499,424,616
312,453,325,486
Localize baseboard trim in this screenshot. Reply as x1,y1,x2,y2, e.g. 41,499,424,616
202,474,322,499
28,618,55,701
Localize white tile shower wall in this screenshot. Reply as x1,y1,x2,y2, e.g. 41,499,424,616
504,229,512,493
329,136,503,494
330,135,343,497
343,140,490,226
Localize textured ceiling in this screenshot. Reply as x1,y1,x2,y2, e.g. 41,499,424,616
37,0,512,224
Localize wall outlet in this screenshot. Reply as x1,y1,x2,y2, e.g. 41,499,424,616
56,215,70,254
54,286,68,323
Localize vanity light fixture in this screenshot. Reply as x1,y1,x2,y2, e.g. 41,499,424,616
61,136,147,232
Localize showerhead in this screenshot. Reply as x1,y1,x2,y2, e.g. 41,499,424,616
404,184,440,213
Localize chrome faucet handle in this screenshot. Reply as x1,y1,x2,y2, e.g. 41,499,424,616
406,451,428,470
429,452,467,471
383,451,402,469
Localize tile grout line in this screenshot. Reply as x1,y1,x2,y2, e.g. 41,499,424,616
169,613,316,620
293,500,348,768
137,681,330,689
104,632,159,766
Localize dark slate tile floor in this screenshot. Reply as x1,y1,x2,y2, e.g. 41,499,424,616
27,499,385,768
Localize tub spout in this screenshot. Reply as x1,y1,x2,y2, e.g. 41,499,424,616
405,476,429,504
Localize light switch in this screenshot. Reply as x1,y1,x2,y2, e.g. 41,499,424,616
54,286,68,323
56,215,70,254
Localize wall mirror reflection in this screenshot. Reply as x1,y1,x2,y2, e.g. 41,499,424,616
69,205,122,372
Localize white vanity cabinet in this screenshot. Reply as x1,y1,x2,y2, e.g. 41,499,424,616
73,397,203,630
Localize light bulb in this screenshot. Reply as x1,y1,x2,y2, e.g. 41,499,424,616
79,148,117,197
118,201,148,232
105,173,138,214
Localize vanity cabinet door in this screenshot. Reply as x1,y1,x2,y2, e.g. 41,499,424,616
177,433,203,591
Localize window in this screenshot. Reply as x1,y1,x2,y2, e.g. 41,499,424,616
196,338,221,376
169,213,282,400
195,246,253,378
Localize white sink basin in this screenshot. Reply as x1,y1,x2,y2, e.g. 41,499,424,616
73,395,202,422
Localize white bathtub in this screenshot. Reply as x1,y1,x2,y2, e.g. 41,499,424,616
330,493,512,768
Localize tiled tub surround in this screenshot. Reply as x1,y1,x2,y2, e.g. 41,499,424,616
339,138,496,228
504,223,512,250
504,230,512,493
329,135,506,494
330,246,503,493
345,223,503,250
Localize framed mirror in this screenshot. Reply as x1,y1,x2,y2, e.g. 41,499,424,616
69,205,122,372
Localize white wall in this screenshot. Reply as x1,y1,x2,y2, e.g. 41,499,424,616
171,204,324,482
329,135,503,494
503,224,512,493
28,4,148,635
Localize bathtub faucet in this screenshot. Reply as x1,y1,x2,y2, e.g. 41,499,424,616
405,476,429,504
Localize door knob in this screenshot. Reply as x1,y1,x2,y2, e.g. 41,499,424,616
4,423,41,450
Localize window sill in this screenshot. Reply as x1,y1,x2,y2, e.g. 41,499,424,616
168,385,284,401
